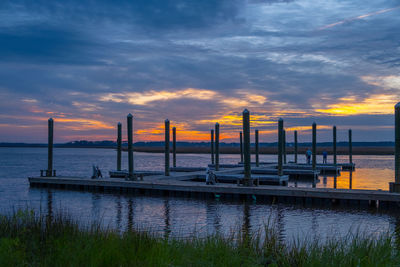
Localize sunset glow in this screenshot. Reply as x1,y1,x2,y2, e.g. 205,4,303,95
0,0,399,143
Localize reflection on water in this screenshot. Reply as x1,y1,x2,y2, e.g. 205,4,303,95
0,147,398,243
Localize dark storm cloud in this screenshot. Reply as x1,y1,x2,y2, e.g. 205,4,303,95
1,0,242,30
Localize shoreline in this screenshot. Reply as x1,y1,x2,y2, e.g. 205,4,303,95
128,146,395,155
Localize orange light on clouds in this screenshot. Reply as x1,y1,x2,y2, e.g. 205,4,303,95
314,94,397,115
99,88,217,105
54,118,114,130
197,114,275,126
99,88,268,108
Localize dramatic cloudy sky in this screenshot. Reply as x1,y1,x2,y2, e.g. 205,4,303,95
0,0,399,143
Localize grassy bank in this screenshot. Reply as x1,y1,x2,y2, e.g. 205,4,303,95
0,210,399,266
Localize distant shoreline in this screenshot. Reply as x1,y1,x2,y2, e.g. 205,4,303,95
130,146,394,155
0,145,394,155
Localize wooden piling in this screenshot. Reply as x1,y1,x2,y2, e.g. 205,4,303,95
173,127,176,168
278,118,283,176
211,130,215,165
240,132,243,163
215,123,220,171
47,118,54,177
165,119,170,176
348,129,352,165
396,103,400,184
283,129,287,164
117,122,122,171
243,109,251,186
294,130,298,163
127,114,134,179
255,129,259,167
312,122,316,171
333,126,337,165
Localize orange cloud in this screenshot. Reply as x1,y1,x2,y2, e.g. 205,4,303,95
54,118,114,131
197,114,275,126
314,94,397,115
99,88,217,105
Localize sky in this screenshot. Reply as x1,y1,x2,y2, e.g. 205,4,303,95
0,0,399,143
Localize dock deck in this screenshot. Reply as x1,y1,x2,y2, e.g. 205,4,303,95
29,174,400,207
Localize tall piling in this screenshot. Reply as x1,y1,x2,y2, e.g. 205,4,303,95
312,122,317,171
173,127,176,168
283,130,287,164
165,119,170,176
117,122,122,171
333,126,337,165
215,123,220,171
348,129,352,165
211,130,214,164
294,130,298,163
47,118,54,177
243,109,251,185
396,103,400,185
390,103,400,192
278,118,283,176
255,130,259,167
240,132,243,163
127,114,134,179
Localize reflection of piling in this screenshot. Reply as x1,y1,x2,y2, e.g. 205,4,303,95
165,119,170,176
117,122,122,171
243,109,251,185
211,130,214,164
312,122,316,171
215,123,220,171
47,118,54,177
333,126,337,165
349,171,353,189
278,118,283,176
172,127,176,168
294,130,298,163
283,130,287,164
240,132,243,163
334,175,337,189
391,103,400,192
255,130,259,167
127,114,134,179
348,129,352,165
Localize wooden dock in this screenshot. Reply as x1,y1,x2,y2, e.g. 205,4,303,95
28,175,400,207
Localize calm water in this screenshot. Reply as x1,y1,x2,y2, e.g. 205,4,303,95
0,147,398,243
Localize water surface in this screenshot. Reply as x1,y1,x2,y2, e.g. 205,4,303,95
0,147,398,243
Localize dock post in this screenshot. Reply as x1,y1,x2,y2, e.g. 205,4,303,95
172,127,176,168
283,130,287,164
127,114,134,179
390,102,400,192
278,118,283,176
243,109,252,186
348,129,352,165
312,122,317,171
333,126,337,165
165,119,170,176
211,130,214,164
215,123,220,171
240,132,243,163
294,130,298,163
117,122,122,171
255,130,259,167
47,118,54,177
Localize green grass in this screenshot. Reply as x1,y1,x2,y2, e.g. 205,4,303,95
0,209,399,266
